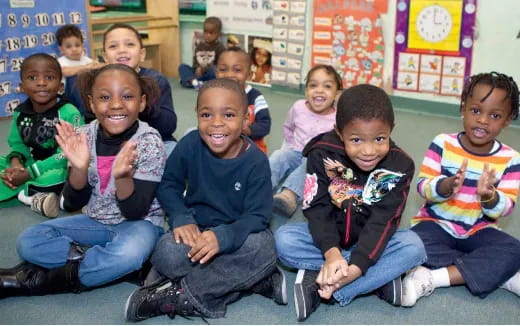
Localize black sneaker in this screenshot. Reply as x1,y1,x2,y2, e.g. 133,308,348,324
375,275,402,306
294,269,320,322
251,265,288,305
125,279,193,322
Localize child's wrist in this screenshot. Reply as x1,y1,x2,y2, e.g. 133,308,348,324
479,186,496,203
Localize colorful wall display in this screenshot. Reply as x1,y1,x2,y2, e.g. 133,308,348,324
0,0,90,117
311,0,388,88
393,0,477,96
270,0,306,88
207,0,273,36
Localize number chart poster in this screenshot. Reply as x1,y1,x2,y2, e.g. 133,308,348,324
0,0,90,117
392,0,476,96
311,0,388,88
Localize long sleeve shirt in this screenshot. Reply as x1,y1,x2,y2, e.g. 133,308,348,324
412,133,520,238
246,85,271,153
283,99,336,151
302,131,415,274
157,130,272,254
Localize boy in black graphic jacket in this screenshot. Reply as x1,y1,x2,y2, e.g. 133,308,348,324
275,84,426,321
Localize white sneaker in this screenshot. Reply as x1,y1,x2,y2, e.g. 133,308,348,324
500,271,520,296
402,266,435,307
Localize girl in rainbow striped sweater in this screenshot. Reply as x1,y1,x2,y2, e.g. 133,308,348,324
402,72,520,306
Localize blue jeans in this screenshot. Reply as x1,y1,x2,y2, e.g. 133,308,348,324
275,222,426,305
178,64,216,88
16,214,163,287
269,149,306,200
412,221,520,297
151,230,277,318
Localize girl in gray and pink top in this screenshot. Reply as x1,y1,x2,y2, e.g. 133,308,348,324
270,65,343,216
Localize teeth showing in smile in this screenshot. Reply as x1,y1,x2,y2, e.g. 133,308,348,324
473,128,487,137
108,115,127,120
313,96,326,104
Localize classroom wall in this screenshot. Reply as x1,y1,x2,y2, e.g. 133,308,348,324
180,0,520,106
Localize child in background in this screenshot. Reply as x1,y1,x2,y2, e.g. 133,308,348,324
0,53,83,218
248,38,272,85
275,85,426,321
65,23,177,155
216,47,271,153
125,79,285,322
179,16,225,89
56,24,103,82
271,65,342,217
402,72,520,305
0,64,166,297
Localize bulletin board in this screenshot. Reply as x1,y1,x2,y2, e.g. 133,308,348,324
270,0,307,88
392,0,477,96
311,0,388,88
0,0,91,118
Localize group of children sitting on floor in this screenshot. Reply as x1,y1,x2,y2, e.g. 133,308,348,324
0,16,519,323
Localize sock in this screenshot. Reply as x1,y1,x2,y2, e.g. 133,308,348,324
17,190,33,206
500,271,520,296
431,267,451,288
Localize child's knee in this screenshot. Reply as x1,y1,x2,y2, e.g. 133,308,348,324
396,230,427,262
274,226,295,258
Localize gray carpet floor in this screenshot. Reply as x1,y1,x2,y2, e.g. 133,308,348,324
0,80,519,324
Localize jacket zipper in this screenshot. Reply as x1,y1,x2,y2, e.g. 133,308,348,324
343,201,351,245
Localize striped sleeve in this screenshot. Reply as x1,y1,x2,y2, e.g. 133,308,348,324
417,134,451,202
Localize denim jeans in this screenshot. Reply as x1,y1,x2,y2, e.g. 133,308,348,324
275,222,426,306
178,64,216,88
16,214,163,287
151,230,277,318
412,221,520,297
269,149,306,200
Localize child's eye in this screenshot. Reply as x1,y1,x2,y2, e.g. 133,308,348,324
122,95,134,100
99,95,110,101
225,112,235,119
27,75,36,81
200,112,210,118
45,75,55,80
375,136,386,143
470,107,480,114
490,113,501,119
350,138,361,143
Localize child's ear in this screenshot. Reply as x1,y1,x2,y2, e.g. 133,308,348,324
139,47,146,63
18,82,24,93
88,95,95,113
139,94,146,112
102,51,108,64
504,114,513,128
59,82,64,94
58,45,65,56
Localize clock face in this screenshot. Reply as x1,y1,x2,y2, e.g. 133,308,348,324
416,4,453,42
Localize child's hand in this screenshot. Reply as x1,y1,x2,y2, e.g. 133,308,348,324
318,248,348,288
477,163,497,201
0,166,29,189
173,224,201,247
188,230,219,264
55,121,90,171
112,141,137,179
441,158,467,196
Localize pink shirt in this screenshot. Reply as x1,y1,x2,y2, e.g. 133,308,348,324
283,99,336,152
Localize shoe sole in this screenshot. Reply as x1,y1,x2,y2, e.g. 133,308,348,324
124,287,142,321
278,266,288,305
294,269,307,321
42,193,59,218
391,277,402,306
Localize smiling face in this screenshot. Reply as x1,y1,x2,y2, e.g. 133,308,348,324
19,57,63,112
197,87,247,159
216,51,250,87
88,69,146,137
305,68,339,115
336,118,392,172
460,83,512,153
103,27,145,70
58,35,84,61
254,48,270,67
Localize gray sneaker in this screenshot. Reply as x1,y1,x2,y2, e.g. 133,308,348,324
375,275,402,306
294,269,320,321
31,192,59,218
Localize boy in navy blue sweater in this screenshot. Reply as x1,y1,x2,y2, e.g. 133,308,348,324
125,78,286,321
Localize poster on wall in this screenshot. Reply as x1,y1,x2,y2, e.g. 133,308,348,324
311,0,388,89
392,0,476,96
247,36,272,86
270,0,307,88
207,0,273,36
0,0,90,117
